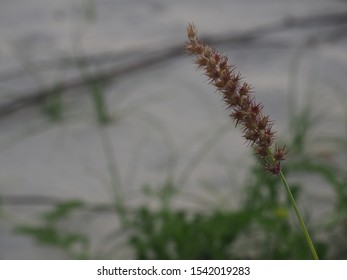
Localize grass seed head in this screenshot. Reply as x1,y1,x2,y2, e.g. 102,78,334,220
185,23,287,175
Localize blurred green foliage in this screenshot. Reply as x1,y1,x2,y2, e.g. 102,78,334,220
7,44,347,260
15,200,90,259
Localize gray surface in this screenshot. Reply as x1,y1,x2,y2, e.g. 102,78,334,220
0,0,347,259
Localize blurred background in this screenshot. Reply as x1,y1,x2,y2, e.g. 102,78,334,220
1,0,347,259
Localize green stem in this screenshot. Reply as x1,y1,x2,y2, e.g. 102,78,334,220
98,126,126,217
279,170,319,260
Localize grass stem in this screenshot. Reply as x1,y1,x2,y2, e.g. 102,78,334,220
279,170,319,260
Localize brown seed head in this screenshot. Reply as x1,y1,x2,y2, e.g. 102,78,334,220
185,23,287,175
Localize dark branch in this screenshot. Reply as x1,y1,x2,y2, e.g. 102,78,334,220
0,12,346,121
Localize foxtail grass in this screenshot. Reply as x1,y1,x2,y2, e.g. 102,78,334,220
185,23,318,260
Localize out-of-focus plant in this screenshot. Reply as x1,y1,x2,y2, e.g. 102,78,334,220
15,200,90,259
